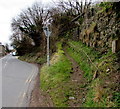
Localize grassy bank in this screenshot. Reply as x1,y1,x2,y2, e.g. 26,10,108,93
19,40,120,107
40,42,72,106
66,40,120,107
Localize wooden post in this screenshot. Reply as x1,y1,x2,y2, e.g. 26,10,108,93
112,39,120,53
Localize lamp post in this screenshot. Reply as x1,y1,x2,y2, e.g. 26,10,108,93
43,26,51,66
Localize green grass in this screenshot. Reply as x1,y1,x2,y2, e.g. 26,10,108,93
83,78,107,107
96,2,113,14
18,38,119,107
40,42,72,107
66,40,119,107
66,40,100,81
66,47,93,81
112,92,120,107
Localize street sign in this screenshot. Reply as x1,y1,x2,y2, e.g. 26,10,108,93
43,26,51,37
43,26,52,66
47,31,51,37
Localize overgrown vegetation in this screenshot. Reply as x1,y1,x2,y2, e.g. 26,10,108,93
65,40,120,107
40,42,72,106
39,40,120,107
66,40,99,81
99,2,112,12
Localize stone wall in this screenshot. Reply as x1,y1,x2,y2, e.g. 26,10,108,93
77,2,120,53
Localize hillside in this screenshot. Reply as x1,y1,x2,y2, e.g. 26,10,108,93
39,40,119,107
17,1,120,107
19,39,120,107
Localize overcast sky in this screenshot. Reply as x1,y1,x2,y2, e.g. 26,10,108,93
0,0,56,45
0,0,112,45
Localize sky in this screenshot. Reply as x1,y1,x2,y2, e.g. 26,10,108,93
0,0,55,45
0,0,111,46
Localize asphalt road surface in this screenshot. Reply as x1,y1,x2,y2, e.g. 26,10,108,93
0,54,39,107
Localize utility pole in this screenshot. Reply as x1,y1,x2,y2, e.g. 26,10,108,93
47,33,50,66
43,26,51,66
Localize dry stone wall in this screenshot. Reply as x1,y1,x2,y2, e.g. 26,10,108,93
78,3,120,53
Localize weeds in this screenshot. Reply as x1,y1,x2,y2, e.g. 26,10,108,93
66,40,119,107
40,42,72,106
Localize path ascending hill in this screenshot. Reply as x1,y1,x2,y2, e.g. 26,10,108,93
64,48,87,107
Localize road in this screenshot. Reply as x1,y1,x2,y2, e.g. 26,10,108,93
0,54,39,107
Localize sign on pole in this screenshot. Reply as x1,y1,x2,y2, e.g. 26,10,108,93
43,26,51,66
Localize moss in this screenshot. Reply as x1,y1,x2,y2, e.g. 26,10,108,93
97,2,113,14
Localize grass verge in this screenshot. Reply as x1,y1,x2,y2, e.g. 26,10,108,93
40,42,73,107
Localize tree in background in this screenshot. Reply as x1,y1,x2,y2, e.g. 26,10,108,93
11,33,34,55
49,0,92,39
5,44,10,53
11,3,44,47
10,0,92,55
11,2,48,55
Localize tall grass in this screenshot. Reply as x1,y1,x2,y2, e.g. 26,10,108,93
40,42,72,106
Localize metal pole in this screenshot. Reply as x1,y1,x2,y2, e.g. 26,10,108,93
47,35,50,66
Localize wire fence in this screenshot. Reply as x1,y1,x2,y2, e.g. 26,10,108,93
67,41,99,72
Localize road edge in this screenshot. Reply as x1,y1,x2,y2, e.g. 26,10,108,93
29,64,54,107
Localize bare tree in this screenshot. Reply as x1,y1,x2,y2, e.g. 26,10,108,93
57,0,92,17
11,2,45,47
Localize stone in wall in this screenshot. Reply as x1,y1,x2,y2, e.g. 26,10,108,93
90,42,93,47
94,32,100,40
108,37,112,48
93,41,97,48
86,42,90,47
